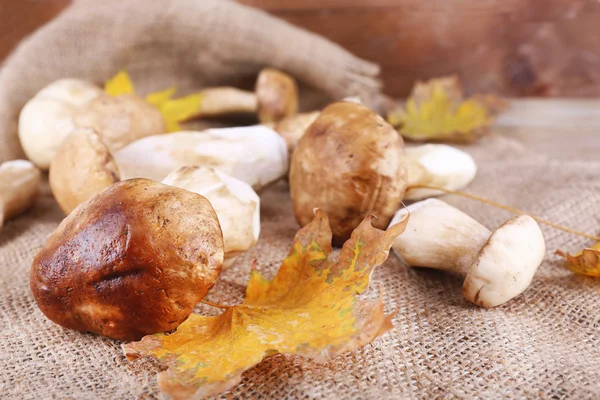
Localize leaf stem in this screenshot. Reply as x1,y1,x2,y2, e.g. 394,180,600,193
199,299,232,309
407,184,600,242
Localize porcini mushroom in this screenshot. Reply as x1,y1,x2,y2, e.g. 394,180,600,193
404,144,477,201
19,78,166,170
49,129,120,214
73,94,166,152
18,79,103,169
273,111,321,160
113,126,288,191
0,160,41,231
189,68,298,123
30,178,224,341
389,199,546,307
163,166,260,269
289,101,408,245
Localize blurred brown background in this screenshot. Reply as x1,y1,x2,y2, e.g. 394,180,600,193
2,0,600,97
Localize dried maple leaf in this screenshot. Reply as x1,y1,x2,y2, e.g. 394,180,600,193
104,70,202,132
123,209,408,399
387,76,506,143
556,242,600,277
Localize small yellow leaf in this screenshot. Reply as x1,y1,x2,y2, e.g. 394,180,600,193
123,209,409,399
157,93,203,133
104,70,135,97
145,87,177,108
388,76,506,143
556,242,600,277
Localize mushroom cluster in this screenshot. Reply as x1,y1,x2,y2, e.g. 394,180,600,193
4,67,544,342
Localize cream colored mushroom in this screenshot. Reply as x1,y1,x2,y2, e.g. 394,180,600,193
0,160,41,231
273,111,320,160
188,68,298,123
18,79,104,169
404,144,477,201
49,129,120,214
113,126,288,191
19,79,166,171
163,166,260,269
389,199,546,307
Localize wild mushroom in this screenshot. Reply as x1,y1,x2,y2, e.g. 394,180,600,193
404,144,477,201
273,111,321,160
49,129,120,214
18,78,165,170
73,94,166,152
163,166,260,269
113,126,288,191
388,198,546,307
289,101,408,245
30,178,224,341
189,68,298,123
0,160,41,231
18,79,104,169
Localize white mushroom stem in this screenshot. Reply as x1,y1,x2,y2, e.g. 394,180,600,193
390,199,490,275
389,198,546,308
404,144,477,201
0,160,41,230
113,126,288,191
162,166,260,269
192,87,258,117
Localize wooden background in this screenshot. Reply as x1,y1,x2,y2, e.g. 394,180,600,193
2,0,600,97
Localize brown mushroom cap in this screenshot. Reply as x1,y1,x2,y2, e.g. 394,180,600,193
49,129,120,214
289,101,407,245
73,94,166,152
30,178,224,341
255,68,299,123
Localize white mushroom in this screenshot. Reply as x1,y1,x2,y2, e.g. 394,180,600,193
18,79,104,169
162,166,260,269
0,160,41,231
113,126,288,191
389,198,546,307
404,144,477,201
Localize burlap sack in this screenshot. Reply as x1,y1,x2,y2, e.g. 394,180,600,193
0,0,383,163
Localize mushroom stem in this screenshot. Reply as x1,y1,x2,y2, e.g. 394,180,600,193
0,160,41,230
191,87,258,117
389,199,490,275
406,184,600,242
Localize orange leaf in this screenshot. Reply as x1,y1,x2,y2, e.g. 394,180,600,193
556,242,600,277
123,209,409,399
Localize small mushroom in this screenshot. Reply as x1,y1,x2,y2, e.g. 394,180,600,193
163,166,260,269
73,94,166,152
113,126,288,191
273,111,321,160
289,101,408,245
389,198,546,307
0,160,41,231
404,144,477,201
189,68,298,123
18,79,104,169
30,178,224,341
49,129,120,214
19,78,167,170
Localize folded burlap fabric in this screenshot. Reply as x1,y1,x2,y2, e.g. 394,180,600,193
0,0,383,163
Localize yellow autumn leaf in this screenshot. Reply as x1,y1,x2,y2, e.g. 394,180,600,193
556,242,600,277
388,76,506,143
123,209,409,400
145,87,177,108
157,93,203,132
104,70,135,96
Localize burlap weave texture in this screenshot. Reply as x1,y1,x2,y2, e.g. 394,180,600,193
1,131,600,399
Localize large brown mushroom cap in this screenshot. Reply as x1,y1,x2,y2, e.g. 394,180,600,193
30,178,224,341
73,94,166,152
49,129,120,215
255,68,299,123
289,101,407,245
